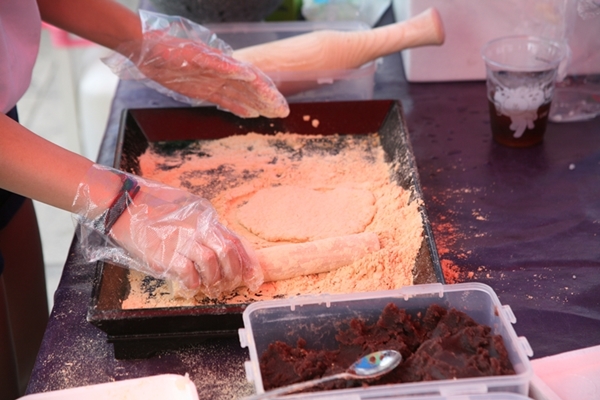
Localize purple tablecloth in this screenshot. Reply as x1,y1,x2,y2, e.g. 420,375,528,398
27,9,600,398
404,80,600,358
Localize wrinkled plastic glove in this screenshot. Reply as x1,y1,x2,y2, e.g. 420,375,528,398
73,164,263,298
103,10,289,119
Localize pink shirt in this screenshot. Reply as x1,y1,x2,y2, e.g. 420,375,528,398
0,0,41,114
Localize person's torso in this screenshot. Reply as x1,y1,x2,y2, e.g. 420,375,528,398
0,0,41,114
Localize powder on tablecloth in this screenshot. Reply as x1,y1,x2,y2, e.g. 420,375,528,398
122,132,424,308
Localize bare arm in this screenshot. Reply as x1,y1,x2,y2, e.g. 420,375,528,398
36,0,143,51
0,115,120,212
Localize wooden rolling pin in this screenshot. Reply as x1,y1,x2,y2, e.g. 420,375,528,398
233,7,445,73
256,232,380,282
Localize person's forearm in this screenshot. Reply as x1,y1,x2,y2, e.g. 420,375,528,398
0,115,120,213
36,0,142,51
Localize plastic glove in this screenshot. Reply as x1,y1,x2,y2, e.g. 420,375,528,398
104,10,290,119
73,164,263,298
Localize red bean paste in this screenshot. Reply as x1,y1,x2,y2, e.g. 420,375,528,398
259,303,515,391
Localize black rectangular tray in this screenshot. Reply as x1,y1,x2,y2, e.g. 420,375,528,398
87,100,443,359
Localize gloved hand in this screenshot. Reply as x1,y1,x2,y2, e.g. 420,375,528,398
73,164,263,298
104,10,290,119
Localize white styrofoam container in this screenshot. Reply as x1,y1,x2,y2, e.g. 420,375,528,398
239,282,534,399
206,21,378,102
18,374,199,400
393,0,600,82
389,394,532,400
530,344,600,400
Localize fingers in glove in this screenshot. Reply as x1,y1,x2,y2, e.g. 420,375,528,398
218,242,244,292
229,66,290,118
224,230,262,289
138,35,288,118
205,89,261,118
203,227,244,291
204,76,290,118
188,45,256,81
188,242,222,288
174,258,202,291
142,32,256,81
141,249,202,292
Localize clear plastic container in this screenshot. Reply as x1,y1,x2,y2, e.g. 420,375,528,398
239,282,533,399
205,20,378,103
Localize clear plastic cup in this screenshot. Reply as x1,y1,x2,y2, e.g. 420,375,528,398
482,35,566,147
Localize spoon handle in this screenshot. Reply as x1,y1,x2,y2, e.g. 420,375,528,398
246,372,352,399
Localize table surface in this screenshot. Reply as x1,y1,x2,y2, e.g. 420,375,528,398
27,9,600,398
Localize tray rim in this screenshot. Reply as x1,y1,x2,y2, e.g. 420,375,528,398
87,100,444,344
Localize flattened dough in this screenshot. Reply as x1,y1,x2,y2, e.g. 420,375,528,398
236,185,376,242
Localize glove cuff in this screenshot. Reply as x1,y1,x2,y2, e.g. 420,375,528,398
92,171,140,234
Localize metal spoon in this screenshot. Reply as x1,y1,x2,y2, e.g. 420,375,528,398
247,349,402,399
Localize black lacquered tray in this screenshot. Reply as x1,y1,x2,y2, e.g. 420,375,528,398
86,100,443,359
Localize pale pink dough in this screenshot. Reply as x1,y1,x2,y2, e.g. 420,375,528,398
236,185,376,242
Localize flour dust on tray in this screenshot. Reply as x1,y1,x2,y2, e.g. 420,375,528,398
122,132,424,309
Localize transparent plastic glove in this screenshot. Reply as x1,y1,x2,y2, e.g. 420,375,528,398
103,10,289,119
73,164,263,298
578,0,600,19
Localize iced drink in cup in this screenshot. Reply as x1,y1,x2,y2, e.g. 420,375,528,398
482,36,565,147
